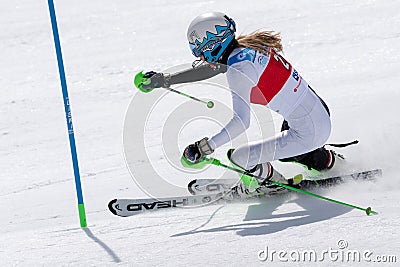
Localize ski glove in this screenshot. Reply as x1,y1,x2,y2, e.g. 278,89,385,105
183,137,214,164
134,71,171,93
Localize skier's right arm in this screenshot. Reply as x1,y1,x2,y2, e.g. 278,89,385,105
208,61,258,149
134,62,226,92
169,62,226,85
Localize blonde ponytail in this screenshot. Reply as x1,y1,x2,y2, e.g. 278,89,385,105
236,30,283,54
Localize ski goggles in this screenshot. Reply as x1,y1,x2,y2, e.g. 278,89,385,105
189,33,230,58
189,41,220,58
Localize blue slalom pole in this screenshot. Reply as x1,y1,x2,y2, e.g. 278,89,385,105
47,0,87,227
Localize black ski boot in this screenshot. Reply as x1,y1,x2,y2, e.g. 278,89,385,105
280,147,336,172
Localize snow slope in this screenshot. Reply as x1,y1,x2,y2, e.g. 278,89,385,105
1,0,400,265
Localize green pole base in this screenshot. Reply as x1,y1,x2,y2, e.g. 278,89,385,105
78,203,87,228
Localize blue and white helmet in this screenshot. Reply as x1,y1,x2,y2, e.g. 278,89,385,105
187,12,236,63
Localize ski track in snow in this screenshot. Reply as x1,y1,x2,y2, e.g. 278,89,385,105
1,0,400,266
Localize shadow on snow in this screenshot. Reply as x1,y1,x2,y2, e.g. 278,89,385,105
172,193,352,237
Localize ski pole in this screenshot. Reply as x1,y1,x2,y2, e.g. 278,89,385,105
134,71,214,108
182,156,377,215
163,87,214,109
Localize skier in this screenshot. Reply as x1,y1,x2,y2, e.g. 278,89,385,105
135,12,336,186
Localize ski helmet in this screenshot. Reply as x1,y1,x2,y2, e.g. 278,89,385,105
187,12,236,63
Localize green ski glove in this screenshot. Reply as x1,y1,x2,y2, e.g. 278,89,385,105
134,71,170,93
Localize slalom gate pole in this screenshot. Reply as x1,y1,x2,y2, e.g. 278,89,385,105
47,0,87,227
205,157,377,216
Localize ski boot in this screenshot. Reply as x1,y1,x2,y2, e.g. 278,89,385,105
280,147,340,173
249,162,303,187
227,149,302,189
